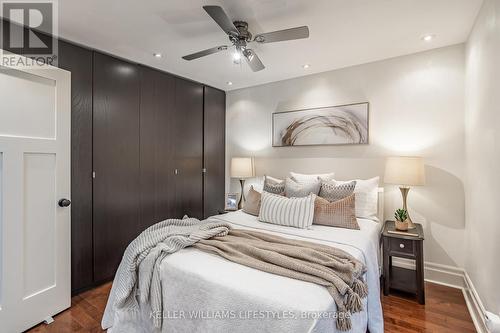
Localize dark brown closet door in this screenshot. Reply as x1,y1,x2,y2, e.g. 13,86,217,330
203,86,226,218
173,78,204,219
139,66,175,228
93,52,141,283
58,41,94,292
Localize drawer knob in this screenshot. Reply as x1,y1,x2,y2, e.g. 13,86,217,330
399,243,405,249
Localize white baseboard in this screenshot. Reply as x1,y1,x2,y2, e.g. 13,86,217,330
392,258,489,333
464,271,490,333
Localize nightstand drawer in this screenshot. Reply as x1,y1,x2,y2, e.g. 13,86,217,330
389,238,414,255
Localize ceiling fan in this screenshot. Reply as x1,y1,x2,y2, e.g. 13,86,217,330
182,5,310,72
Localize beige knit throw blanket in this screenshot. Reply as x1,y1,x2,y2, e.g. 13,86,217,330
193,229,368,331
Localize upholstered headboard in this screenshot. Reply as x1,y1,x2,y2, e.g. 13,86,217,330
377,187,385,223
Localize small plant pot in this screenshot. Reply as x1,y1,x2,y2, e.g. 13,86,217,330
395,220,409,231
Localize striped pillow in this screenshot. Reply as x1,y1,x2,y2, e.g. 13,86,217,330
258,191,316,229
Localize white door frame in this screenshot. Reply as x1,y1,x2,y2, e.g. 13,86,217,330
0,50,71,332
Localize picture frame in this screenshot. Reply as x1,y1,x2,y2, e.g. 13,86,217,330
225,193,239,211
272,102,369,147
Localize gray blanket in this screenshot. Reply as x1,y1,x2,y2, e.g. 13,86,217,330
101,218,232,330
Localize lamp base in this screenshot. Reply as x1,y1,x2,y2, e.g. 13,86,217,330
406,217,417,230
238,179,246,210
400,186,417,229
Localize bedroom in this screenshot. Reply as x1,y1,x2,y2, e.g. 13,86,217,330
0,0,499,332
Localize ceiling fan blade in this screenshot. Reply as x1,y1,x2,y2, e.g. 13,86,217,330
243,49,265,72
203,5,239,36
182,45,228,61
254,26,309,43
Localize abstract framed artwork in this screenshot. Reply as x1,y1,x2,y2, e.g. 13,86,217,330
272,102,369,147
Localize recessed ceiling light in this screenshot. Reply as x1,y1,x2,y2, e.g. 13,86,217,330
153,53,162,58
227,81,233,86
302,64,310,69
422,34,435,42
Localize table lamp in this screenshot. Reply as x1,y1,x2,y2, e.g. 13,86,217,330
384,156,425,229
230,157,255,209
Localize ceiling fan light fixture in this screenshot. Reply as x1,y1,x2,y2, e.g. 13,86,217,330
182,5,310,73
233,48,242,64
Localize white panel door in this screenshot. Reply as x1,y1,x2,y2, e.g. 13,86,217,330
0,51,71,333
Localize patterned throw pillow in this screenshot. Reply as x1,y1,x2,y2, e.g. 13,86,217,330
285,177,321,198
313,194,359,230
243,186,261,216
258,192,316,229
263,175,285,195
319,180,356,202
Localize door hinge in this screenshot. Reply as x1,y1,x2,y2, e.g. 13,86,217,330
202,168,207,174
92,171,96,179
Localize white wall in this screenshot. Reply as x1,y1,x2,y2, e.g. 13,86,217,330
227,45,466,268
465,0,500,314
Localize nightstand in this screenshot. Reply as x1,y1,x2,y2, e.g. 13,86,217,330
382,220,425,304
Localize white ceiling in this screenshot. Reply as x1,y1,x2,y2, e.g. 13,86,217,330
54,0,482,91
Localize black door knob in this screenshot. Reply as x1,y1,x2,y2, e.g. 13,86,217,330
58,199,71,207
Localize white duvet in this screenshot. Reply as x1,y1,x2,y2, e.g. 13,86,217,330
106,211,384,333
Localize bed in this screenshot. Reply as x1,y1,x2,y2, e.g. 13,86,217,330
103,205,384,333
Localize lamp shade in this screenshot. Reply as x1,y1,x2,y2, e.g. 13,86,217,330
384,156,425,186
231,157,254,179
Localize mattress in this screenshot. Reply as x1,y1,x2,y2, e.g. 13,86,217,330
106,211,384,333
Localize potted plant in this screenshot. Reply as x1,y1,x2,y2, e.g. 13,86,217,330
394,208,409,231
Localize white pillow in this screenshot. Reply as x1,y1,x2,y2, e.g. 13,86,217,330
289,172,335,185
285,177,321,198
333,177,380,221
258,192,316,229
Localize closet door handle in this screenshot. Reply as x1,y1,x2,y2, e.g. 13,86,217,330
174,169,179,175
58,199,71,207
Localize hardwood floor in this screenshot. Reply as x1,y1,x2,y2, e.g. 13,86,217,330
383,283,476,333
27,282,475,332
26,283,112,333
